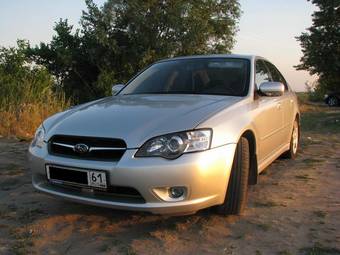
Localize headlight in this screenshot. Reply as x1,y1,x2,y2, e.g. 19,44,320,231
135,129,212,159
31,124,45,148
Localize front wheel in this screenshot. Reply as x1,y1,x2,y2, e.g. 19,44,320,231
215,137,250,215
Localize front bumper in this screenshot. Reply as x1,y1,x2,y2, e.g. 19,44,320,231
29,143,236,215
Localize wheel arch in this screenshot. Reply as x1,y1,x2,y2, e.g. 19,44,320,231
295,113,301,142
241,130,258,185
296,112,300,123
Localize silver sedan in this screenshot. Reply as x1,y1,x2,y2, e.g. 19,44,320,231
29,55,300,215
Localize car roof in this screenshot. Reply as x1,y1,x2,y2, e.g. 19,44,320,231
157,54,261,63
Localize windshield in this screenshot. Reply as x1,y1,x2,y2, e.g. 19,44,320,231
121,58,250,96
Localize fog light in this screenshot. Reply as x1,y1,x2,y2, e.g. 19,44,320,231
169,187,185,198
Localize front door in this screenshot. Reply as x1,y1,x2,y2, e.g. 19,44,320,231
265,60,295,145
253,60,284,163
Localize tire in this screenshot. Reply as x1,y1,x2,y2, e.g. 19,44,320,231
215,137,250,215
282,119,299,159
327,96,339,107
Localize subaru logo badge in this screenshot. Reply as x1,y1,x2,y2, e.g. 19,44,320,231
74,143,89,154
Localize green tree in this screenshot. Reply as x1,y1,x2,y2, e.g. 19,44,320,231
27,0,241,103
27,20,100,102
296,0,340,92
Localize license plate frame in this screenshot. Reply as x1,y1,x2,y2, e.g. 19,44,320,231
46,165,107,189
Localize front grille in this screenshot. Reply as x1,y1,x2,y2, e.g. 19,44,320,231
48,135,126,161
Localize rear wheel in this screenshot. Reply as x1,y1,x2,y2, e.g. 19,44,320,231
215,137,250,215
282,119,299,159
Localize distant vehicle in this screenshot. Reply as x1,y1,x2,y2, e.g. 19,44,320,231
29,55,300,216
324,92,340,107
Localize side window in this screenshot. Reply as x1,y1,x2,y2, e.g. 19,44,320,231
255,60,271,88
264,61,288,91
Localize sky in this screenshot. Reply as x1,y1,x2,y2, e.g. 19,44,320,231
0,0,317,91
234,0,317,91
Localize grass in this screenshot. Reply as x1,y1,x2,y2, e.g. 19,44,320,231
254,201,279,207
0,49,71,139
118,245,137,255
313,210,327,219
1,178,20,191
3,168,24,176
296,92,310,104
234,233,245,240
256,223,271,231
297,93,325,113
9,228,34,255
301,111,340,134
301,138,323,147
0,208,10,219
278,251,293,255
0,164,24,176
17,208,45,223
297,93,340,133
300,244,340,255
303,158,325,164
0,91,70,139
98,243,111,252
295,174,314,181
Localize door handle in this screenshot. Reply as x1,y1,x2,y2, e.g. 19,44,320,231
277,102,282,109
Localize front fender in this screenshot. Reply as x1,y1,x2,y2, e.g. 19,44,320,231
196,99,259,155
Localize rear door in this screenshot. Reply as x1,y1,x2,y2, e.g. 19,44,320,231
253,59,284,163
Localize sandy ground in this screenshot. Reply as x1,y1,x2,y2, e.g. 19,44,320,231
0,112,340,254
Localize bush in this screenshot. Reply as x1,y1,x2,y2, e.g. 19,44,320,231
304,81,326,103
307,89,325,102
0,41,70,139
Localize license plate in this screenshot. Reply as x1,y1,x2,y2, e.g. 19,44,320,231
46,165,107,189
88,170,107,188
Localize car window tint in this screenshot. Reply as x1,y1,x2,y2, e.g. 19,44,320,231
121,58,250,97
264,61,288,91
255,60,271,87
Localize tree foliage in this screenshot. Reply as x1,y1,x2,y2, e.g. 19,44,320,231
27,0,241,102
296,0,340,92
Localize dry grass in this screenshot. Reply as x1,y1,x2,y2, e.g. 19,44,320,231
0,92,70,139
0,48,71,139
297,92,325,113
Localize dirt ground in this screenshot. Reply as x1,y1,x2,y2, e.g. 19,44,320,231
0,107,340,255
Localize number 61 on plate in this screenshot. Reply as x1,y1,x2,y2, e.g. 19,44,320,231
88,170,107,188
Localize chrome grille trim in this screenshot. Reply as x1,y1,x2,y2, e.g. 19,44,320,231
51,142,126,152
48,135,127,161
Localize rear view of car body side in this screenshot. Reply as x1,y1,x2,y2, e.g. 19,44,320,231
29,55,300,215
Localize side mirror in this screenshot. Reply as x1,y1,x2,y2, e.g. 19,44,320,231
111,84,125,96
259,82,284,97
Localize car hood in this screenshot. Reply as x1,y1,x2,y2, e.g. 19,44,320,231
44,94,242,148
